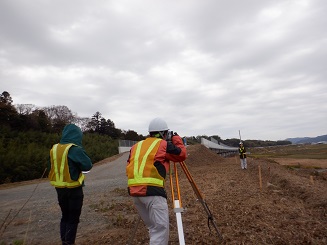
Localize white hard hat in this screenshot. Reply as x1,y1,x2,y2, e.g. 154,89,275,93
148,117,169,132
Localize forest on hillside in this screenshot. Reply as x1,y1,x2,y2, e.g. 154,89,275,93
0,91,290,184
0,91,145,184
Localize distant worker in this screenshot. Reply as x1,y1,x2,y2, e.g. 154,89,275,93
48,124,93,245
239,142,247,170
126,117,187,245
183,136,187,146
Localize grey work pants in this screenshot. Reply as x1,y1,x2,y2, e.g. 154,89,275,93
240,158,247,169
133,196,169,245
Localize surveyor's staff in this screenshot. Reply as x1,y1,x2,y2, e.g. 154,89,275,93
179,161,223,241
170,162,186,244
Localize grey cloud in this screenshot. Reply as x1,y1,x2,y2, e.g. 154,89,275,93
1,0,326,140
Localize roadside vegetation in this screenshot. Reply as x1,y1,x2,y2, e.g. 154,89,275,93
0,91,144,184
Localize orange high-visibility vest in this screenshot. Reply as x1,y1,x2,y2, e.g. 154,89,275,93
49,143,85,188
127,138,164,187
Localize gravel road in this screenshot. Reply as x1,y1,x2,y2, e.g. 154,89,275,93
0,152,129,245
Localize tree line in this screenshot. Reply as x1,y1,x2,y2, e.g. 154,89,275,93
0,91,145,184
0,91,290,184
0,91,145,140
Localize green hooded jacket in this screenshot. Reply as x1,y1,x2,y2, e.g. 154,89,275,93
48,124,92,184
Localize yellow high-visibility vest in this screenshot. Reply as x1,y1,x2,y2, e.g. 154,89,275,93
49,143,85,188
127,138,164,187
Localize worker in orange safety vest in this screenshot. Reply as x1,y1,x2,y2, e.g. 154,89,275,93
126,117,187,245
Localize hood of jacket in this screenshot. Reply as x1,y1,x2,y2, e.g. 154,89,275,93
59,124,83,147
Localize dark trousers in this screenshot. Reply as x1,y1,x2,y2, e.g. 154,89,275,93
56,186,84,245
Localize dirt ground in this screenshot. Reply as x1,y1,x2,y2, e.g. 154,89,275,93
1,144,327,244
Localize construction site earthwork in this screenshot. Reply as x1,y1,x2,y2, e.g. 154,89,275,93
0,142,326,244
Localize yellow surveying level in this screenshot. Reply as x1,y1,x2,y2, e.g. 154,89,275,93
169,161,223,244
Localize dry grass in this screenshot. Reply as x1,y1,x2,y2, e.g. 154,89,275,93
79,144,327,244
1,144,326,244
250,144,327,159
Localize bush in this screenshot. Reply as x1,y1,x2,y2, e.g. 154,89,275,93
0,127,118,184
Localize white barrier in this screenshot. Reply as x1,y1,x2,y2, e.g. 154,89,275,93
118,146,132,154
201,138,238,150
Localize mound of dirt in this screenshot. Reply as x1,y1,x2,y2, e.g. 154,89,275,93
186,144,224,165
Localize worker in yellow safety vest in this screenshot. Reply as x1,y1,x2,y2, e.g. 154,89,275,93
126,117,187,245
48,124,92,245
239,141,247,170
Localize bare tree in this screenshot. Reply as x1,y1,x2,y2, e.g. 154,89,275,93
73,117,92,132
43,105,76,131
15,104,36,115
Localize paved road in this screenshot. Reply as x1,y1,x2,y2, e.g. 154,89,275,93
0,152,129,245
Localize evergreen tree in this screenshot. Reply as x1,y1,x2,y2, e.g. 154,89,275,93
0,91,18,127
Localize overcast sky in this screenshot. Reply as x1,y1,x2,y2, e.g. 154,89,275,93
1,0,326,141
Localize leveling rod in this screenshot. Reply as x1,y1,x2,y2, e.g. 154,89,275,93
170,162,186,244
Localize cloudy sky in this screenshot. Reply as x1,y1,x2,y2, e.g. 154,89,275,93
1,0,326,141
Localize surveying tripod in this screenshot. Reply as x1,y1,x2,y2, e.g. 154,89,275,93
169,161,223,244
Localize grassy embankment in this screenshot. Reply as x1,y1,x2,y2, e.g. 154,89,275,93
249,144,327,170
249,144,327,159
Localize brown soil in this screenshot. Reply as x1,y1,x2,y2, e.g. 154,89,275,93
1,145,327,244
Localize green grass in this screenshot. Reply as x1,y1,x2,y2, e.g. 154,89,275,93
249,144,327,159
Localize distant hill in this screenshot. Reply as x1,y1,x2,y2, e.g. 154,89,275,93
286,134,327,144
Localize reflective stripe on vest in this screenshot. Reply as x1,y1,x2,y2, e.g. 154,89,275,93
49,143,85,188
128,138,164,187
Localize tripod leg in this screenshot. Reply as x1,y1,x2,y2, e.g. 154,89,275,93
126,216,141,245
179,161,223,241
169,166,175,203
174,162,183,208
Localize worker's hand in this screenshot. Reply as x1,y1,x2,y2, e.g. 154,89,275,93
171,132,180,140
171,132,183,145
166,131,173,141
167,131,179,141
